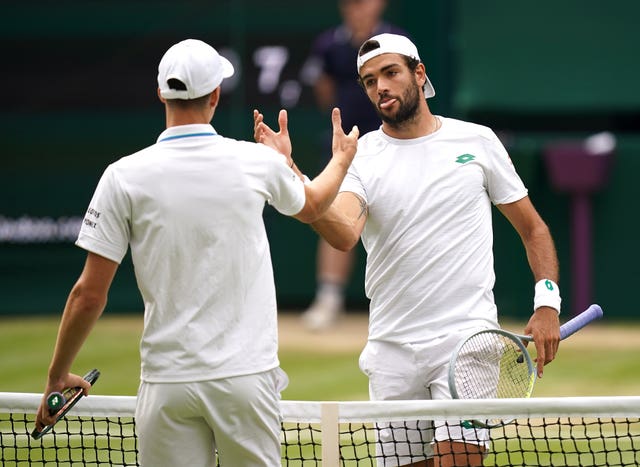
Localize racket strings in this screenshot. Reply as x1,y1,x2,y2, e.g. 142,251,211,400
454,332,534,400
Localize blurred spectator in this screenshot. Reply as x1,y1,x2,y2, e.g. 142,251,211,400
300,0,409,331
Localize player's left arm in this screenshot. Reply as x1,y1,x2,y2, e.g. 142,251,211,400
36,252,118,430
497,196,561,376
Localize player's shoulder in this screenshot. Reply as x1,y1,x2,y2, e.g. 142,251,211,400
355,129,388,158
211,135,284,159
358,128,383,143
218,135,256,150
231,138,290,167
440,116,497,142
109,144,153,169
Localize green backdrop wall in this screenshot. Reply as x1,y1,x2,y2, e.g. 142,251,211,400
1,1,638,320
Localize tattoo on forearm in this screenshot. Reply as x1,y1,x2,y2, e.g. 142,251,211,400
356,195,368,220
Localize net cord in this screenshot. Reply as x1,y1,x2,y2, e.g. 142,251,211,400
3,393,639,467
3,393,640,421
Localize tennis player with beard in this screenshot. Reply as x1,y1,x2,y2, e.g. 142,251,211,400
255,33,562,467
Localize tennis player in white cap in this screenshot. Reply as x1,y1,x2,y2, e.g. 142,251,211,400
36,38,358,466
256,32,561,467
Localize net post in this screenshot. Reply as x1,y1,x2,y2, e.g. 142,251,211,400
320,402,339,466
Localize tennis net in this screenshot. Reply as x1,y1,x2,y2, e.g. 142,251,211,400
1,393,639,466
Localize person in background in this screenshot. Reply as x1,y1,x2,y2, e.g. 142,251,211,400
256,33,562,467
299,0,409,331
34,38,358,466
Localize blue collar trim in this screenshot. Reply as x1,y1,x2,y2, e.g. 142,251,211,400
159,132,217,142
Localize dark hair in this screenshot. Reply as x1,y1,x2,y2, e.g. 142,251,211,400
167,78,187,91
358,39,380,58
358,40,421,72
163,78,212,107
405,56,420,72
357,40,421,88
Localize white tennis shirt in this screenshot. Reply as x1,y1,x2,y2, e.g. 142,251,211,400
76,124,305,383
341,117,528,344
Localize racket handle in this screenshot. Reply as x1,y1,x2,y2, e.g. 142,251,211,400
559,304,603,340
32,369,100,441
46,392,66,414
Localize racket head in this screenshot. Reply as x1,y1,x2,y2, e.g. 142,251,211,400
448,329,536,428
31,369,100,440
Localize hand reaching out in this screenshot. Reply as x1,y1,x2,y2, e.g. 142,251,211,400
253,107,359,169
253,109,292,162
330,107,359,166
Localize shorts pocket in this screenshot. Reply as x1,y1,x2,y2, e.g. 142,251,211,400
274,367,290,393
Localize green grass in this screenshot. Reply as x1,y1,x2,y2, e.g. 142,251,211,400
1,314,639,465
0,316,141,396
0,314,370,399
1,314,640,398
279,350,367,401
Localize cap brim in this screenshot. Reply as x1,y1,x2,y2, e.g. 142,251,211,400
220,55,234,79
424,75,435,99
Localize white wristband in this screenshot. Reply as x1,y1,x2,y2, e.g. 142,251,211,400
534,279,561,315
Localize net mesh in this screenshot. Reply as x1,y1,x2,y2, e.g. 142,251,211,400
1,393,639,466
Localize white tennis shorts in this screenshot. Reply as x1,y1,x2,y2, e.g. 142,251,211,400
135,367,289,466
359,334,490,467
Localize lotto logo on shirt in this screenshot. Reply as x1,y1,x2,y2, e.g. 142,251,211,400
455,154,476,164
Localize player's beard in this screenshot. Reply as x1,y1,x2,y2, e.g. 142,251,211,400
376,81,421,129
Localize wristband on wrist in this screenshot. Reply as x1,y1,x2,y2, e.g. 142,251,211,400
533,279,561,315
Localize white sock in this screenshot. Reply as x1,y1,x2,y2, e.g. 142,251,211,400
316,281,345,307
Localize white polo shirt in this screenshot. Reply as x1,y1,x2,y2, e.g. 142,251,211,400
76,124,305,383
341,117,528,343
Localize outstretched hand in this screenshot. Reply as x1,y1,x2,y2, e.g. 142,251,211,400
253,109,292,162
330,107,359,164
254,107,358,169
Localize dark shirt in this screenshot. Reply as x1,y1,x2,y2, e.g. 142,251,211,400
306,22,410,134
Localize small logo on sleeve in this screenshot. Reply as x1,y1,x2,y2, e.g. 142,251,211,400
83,207,101,229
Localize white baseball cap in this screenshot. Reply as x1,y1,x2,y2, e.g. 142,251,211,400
158,39,234,100
357,33,435,99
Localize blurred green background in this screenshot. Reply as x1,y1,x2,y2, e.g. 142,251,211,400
1,1,639,322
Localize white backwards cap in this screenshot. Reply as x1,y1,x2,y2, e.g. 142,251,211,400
158,39,234,100
357,33,435,99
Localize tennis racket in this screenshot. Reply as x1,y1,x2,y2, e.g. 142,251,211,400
31,368,100,440
448,304,603,428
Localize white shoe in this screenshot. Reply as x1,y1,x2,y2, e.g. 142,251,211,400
301,297,344,331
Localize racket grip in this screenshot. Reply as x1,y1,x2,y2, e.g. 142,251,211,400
46,392,66,414
559,304,603,340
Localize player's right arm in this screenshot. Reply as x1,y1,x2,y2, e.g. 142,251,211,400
36,252,118,430
310,192,367,252
254,107,359,224
294,107,359,223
